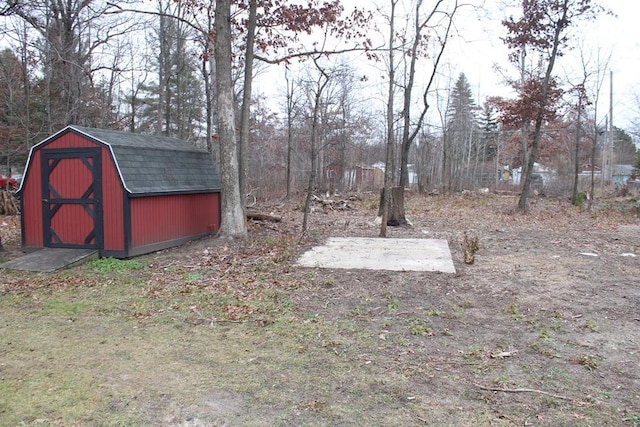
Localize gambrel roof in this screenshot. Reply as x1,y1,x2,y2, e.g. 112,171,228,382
26,125,220,195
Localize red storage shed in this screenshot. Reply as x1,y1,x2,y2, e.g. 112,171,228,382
18,125,221,258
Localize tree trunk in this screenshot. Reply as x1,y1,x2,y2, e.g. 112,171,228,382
238,0,257,208
389,187,406,226
587,123,598,212
301,58,329,235
215,0,247,238
571,97,582,204
302,145,317,235
379,0,397,238
284,68,295,199
378,186,406,226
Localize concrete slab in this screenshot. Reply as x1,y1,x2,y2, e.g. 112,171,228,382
0,248,99,272
296,237,456,273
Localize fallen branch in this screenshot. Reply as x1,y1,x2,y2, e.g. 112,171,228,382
246,212,282,222
474,383,583,403
311,194,354,211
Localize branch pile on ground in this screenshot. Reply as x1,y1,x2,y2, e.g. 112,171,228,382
312,194,355,213
0,190,19,215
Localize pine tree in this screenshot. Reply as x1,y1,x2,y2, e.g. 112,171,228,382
443,73,480,191
135,2,204,141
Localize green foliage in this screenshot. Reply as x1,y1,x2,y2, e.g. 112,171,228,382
503,302,522,321
613,127,638,164
573,191,587,207
585,319,598,332
41,300,91,316
86,257,146,272
409,319,432,336
623,415,640,427
528,339,556,357
575,355,599,370
183,272,203,284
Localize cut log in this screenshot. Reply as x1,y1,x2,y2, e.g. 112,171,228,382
246,212,282,222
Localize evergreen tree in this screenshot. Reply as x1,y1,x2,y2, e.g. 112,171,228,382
443,73,480,190
613,127,637,164
135,2,204,141
479,103,499,160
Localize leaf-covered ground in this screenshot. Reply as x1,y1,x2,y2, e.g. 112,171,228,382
1,192,639,426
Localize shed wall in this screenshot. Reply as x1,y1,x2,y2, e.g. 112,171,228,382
21,132,127,253
128,192,220,256
100,148,126,252
21,128,221,257
21,150,43,249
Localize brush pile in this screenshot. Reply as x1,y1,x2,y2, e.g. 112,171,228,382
0,190,19,215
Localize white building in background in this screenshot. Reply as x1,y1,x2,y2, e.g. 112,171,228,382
511,162,554,186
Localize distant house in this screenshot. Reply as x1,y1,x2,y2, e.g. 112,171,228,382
342,162,417,192
344,163,385,192
511,162,554,186
612,164,636,185
580,163,602,174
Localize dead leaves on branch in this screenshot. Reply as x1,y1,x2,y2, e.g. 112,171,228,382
488,78,563,130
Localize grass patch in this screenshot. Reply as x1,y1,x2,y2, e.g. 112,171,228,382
0,201,636,426
41,299,91,316
408,319,433,336
502,302,523,321
86,257,146,272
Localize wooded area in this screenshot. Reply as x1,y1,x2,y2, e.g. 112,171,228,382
0,0,638,230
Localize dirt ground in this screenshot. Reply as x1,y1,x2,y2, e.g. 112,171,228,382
283,192,640,425
1,191,639,426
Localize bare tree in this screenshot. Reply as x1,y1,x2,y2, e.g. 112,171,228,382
238,0,257,210
283,66,304,199
4,0,137,131
301,57,331,234
582,48,611,210
379,0,398,237
378,0,459,231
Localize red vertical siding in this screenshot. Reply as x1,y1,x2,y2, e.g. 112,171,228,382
100,148,125,252
22,131,127,251
21,151,43,248
22,128,220,256
49,133,97,149
46,156,96,245
130,193,220,248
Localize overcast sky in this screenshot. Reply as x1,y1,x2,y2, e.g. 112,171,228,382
257,0,640,133
445,0,640,129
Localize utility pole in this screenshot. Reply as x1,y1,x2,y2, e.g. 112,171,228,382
601,116,607,187
608,70,614,182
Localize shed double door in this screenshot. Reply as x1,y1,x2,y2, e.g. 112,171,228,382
41,148,103,249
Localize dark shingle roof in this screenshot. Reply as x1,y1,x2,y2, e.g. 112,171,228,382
69,126,220,194
612,164,635,176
